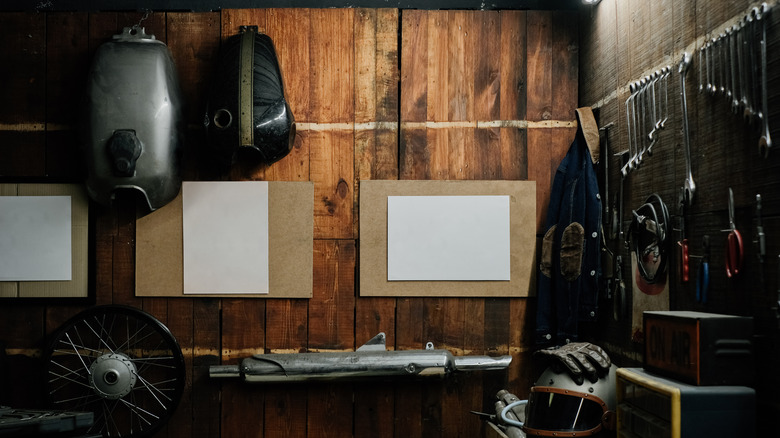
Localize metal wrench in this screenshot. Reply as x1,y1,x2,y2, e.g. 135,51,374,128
679,52,695,207
699,45,705,93
720,33,728,97
705,39,714,95
621,84,636,177
743,14,755,120
634,79,645,168
749,7,762,124
660,66,670,128
631,81,642,169
730,25,740,113
758,2,772,156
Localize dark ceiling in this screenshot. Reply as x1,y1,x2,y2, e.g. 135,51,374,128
5,0,581,12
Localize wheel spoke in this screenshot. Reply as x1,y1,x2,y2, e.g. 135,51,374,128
63,333,93,375
119,397,159,425
135,373,171,408
82,318,116,354
48,366,92,390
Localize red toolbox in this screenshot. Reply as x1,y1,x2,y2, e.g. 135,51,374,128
643,311,753,386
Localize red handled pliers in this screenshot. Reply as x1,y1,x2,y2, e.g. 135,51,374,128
725,188,744,277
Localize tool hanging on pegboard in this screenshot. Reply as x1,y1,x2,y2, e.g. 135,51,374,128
699,2,772,157
620,66,672,177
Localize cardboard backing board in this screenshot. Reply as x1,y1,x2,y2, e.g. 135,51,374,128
359,180,536,297
136,181,313,298
0,184,89,299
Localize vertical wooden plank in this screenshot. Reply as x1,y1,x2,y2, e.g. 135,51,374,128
400,10,429,181
221,299,265,438
475,11,501,123
0,304,44,408
310,130,354,239
526,11,554,230
354,10,398,438
527,129,553,231
168,12,221,126
45,12,88,178
263,8,311,438
165,299,194,437
353,5,399,315
499,10,527,123
395,8,428,412
307,239,355,438
401,10,428,123
552,11,578,123
460,10,497,409
43,11,91,337
0,12,45,176
266,8,311,123
394,298,424,438
309,239,356,350
265,8,311,182
192,299,221,438
448,11,474,123
526,11,552,123
498,11,528,183
426,11,448,122
310,9,354,240
261,11,311,436
111,200,139,306
310,8,354,124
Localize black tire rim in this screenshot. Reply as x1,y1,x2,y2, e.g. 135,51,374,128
43,305,185,438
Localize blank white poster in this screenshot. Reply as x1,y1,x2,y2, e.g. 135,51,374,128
182,181,269,294
387,195,510,281
0,196,72,281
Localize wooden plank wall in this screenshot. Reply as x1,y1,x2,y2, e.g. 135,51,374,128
579,0,780,434
0,8,578,438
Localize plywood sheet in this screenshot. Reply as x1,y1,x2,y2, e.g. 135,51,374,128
0,183,89,299
359,180,535,297
136,181,313,298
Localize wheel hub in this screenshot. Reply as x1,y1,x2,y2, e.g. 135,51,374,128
89,353,137,400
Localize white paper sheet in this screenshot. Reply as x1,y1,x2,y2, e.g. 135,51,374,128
387,195,510,281
182,181,269,294
0,196,72,281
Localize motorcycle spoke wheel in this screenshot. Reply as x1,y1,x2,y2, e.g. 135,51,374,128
44,305,185,438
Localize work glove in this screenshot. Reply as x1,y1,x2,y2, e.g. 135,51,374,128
535,342,611,384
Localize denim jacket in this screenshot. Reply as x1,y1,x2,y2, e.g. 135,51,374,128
535,107,602,347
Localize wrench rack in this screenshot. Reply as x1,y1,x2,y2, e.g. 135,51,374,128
621,65,672,178
699,2,772,157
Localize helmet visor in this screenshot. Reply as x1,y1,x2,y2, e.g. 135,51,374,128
523,387,607,435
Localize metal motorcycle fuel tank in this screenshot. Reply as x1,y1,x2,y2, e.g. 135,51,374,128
203,26,295,168
82,26,184,211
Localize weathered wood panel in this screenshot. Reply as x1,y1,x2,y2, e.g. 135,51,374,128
0,7,581,438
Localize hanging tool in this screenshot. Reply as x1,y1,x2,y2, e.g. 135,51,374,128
696,236,710,304
758,3,772,157
613,254,627,322
600,122,615,227
730,24,740,113
723,188,744,278
679,52,695,207
621,84,636,177
756,194,766,263
677,206,690,283
776,255,780,326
